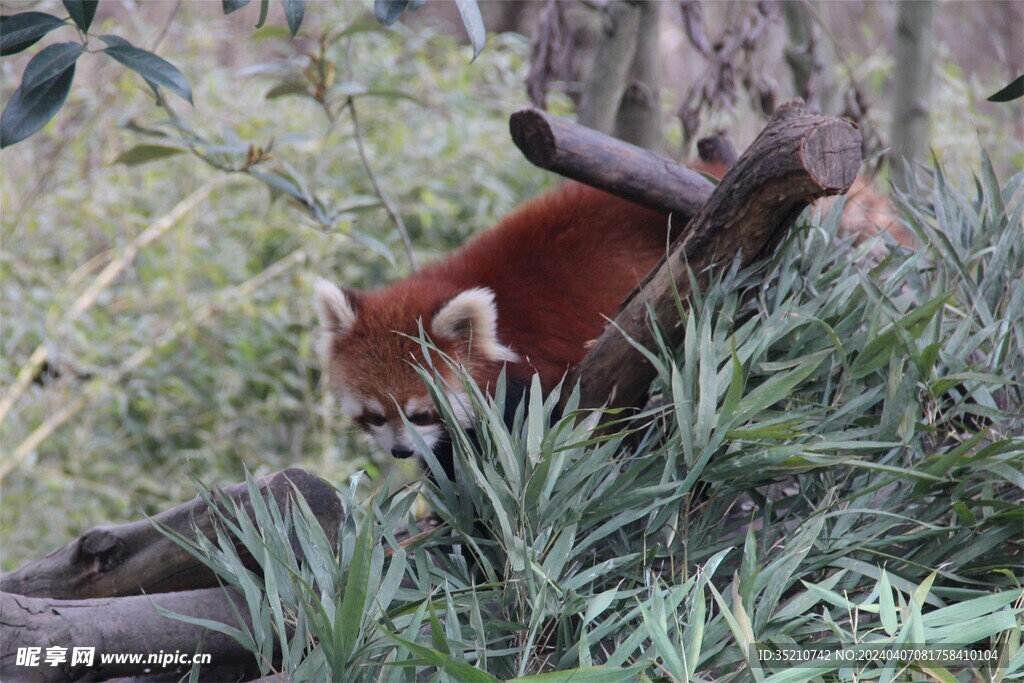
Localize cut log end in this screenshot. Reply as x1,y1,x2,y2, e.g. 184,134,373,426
509,107,715,222
78,529,125,570
509,109,556,168
800,120,862,192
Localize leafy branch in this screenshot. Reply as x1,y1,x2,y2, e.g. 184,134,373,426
0,1,193,148
0,0,309,149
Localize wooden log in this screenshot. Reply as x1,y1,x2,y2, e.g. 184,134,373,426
0,588,261,682
0,468,343,600
696,134,737,170
569,99,862,413
509,107,715,224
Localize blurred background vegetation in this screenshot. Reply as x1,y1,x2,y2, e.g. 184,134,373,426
1,0,1021,573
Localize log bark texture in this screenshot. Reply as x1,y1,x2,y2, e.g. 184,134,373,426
510,107,715,224
0,468,342,600
569,100,862,413
0,588,259,682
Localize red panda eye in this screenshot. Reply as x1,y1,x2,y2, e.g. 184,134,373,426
360,412,387,427
408,411,433,426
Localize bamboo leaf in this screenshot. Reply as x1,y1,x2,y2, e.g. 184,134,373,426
381,628,500,682
987,75,1024,102
256,0,270,28
334,511,374,670
879,570,898,636
454,0,486,60
374,0,409,26
508,666,645,682
114,144,186,165
223,0,250,14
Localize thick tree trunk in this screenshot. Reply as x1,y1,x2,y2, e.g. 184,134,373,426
613,1,662,149
577,0,640,134
783,0,836,115
510,107,714,224
890,0,936,192
567,100,862,414
0,468,342,600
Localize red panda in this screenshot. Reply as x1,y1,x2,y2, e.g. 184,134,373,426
314,182,674,464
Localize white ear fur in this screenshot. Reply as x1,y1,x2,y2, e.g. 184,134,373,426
431,287,519,363
313,278,357,336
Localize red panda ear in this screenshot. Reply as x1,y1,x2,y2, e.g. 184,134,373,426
313,278,357,337
431,287,519,363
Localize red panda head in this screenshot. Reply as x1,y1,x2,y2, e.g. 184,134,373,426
313,278,518,459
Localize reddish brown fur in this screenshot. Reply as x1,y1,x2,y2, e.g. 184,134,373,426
331,183,674,406
818,177,912,248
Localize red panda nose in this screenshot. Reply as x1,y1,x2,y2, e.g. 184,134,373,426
391,446,414,459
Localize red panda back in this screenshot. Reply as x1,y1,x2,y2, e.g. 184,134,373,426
413,182,674,388
314,183,675,459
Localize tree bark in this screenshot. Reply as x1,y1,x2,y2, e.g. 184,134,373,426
0,588,260,682
510,107,715,224
613,1,662,150
568,100,862,414
577,0,640,135
0,468,343,600
890,0,936,192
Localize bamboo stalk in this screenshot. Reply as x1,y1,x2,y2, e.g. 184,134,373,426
1,249,306,483
0,180,231,427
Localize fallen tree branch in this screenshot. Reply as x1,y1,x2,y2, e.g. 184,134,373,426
0,468,342,600
0,588,261,682
509,107,715,224
567,99,862,413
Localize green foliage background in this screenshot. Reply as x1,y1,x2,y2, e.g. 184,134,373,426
1,2,550,566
